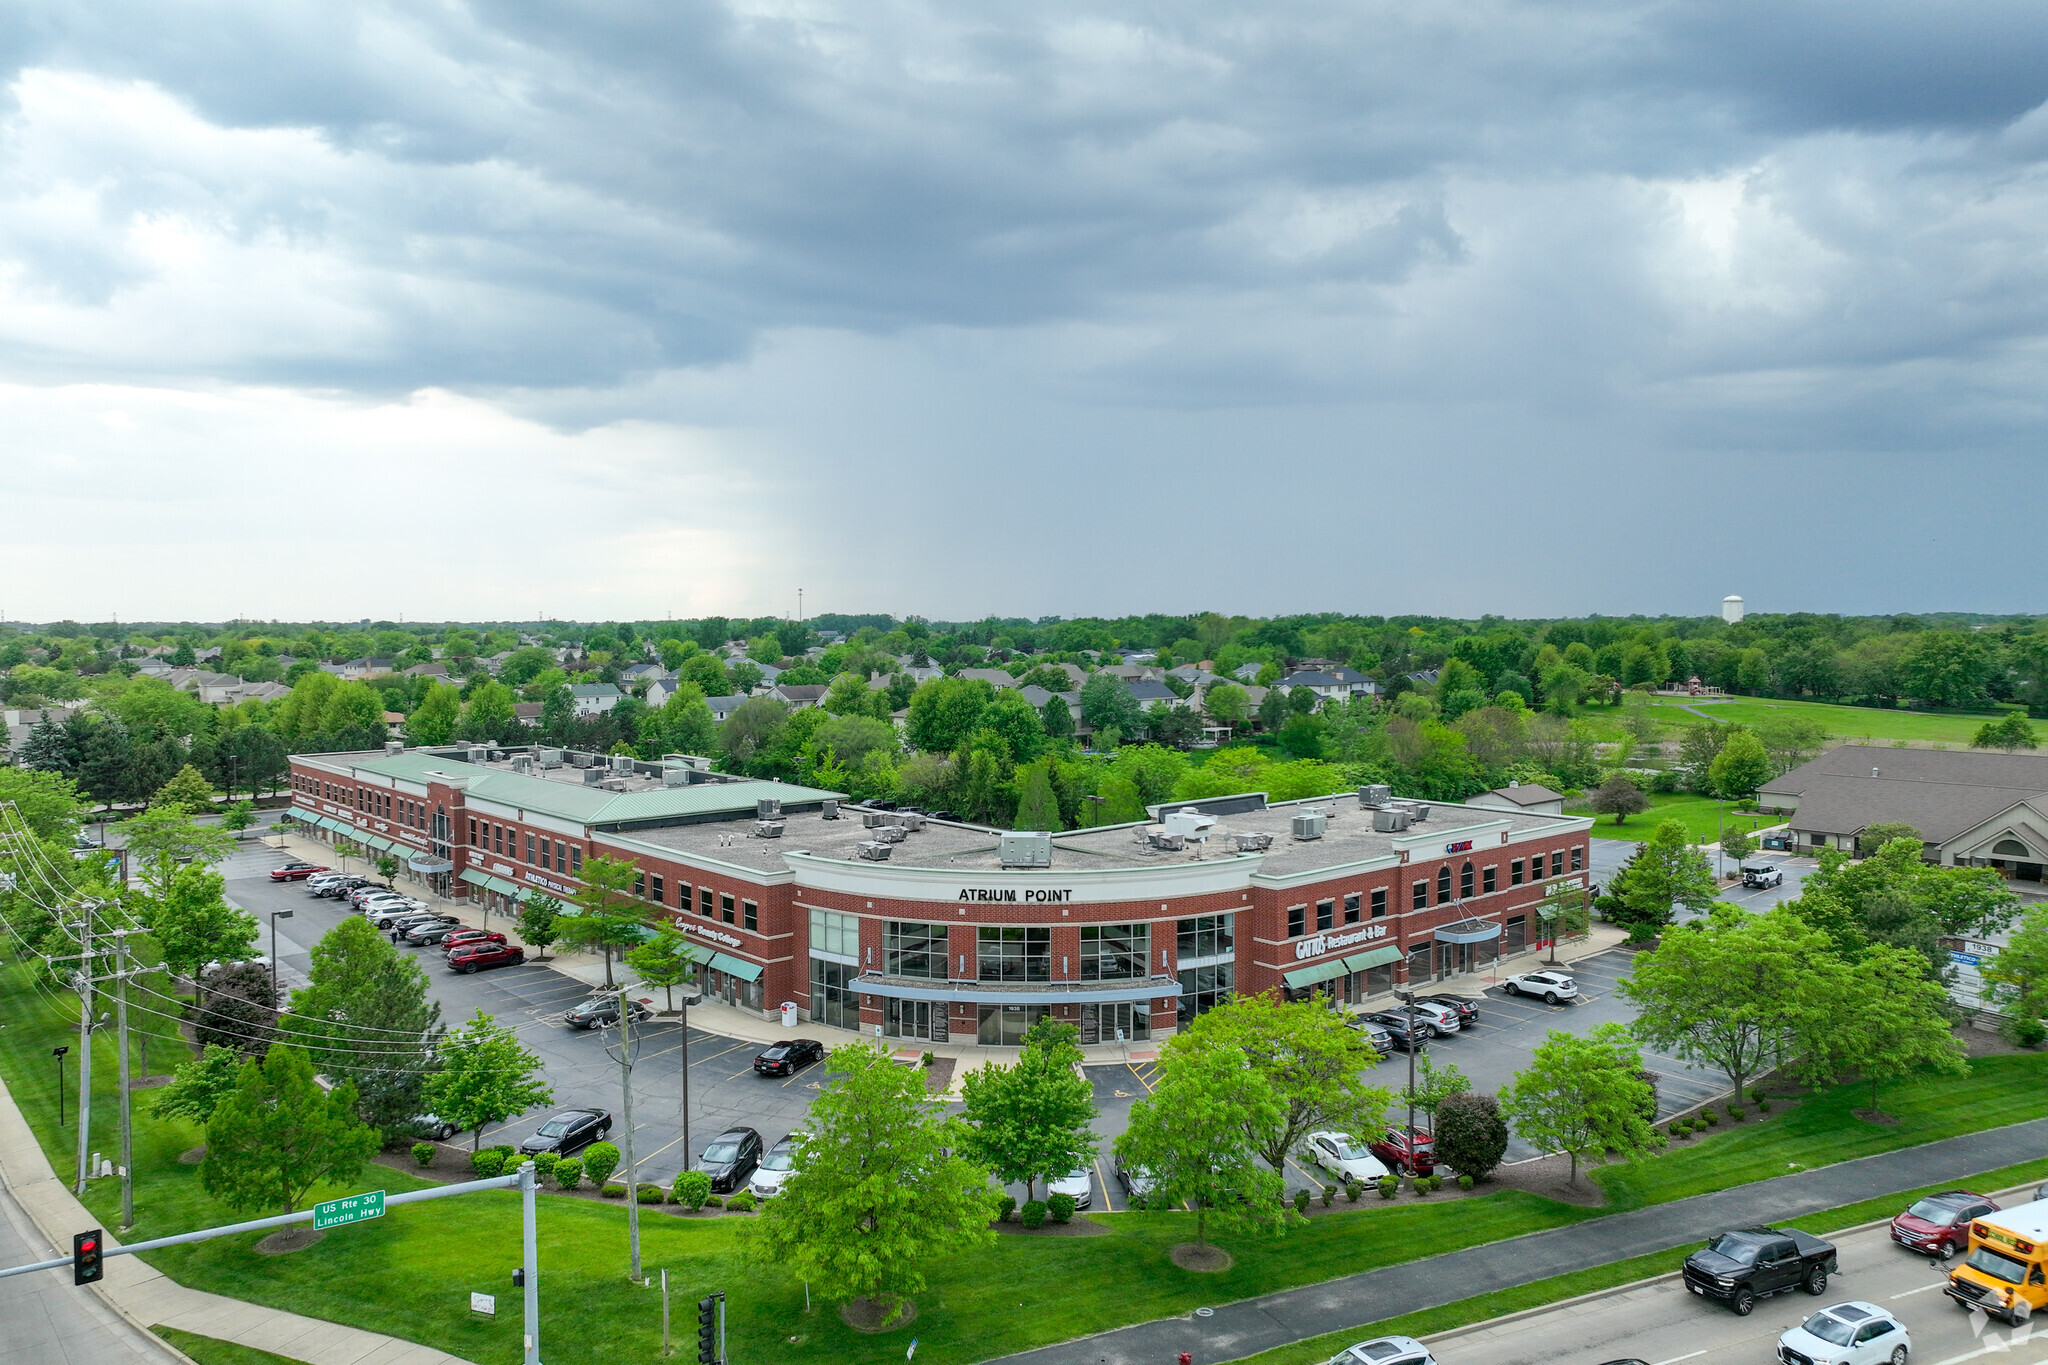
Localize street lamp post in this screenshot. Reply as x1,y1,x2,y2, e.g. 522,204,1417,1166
1394,987,1420,1180
269,910,294,1004
53,1046,68,1126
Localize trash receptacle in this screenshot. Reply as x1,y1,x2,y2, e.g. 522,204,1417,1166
780,1001,798,1028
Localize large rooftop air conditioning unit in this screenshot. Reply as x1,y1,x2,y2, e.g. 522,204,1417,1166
856,841,893,862
385,740,405,754
511,755,533,774
754,819,785,839
1291,811,1327,841
1147,830,1186,852
662,766,691,788
1163,807,1218,840
862,810,887,828
757,797,782,820
583,768,605,786
897,811,926,832
1231,831,1274,853
1358,784,1392,807
539,748,564,768
999,831,1053,868
610,754,635,773
875,824,908,844
1373,808,1411,833
1409,804,1431,822
821,799,839,820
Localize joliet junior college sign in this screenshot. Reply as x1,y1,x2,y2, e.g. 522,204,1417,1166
1295,923,1390,960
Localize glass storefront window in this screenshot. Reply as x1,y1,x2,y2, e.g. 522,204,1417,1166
809,909,858,957
1080,923,1148,981
885,922,947,979
977,1003,1050,1045
886,997,947,1041
1177,963,1233,1025
1176,914,1234,962
810,957,859,1030
977,926,1050,982
1081,1001,1149,1043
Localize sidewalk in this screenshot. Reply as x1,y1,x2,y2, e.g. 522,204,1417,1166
0,1071,478,1365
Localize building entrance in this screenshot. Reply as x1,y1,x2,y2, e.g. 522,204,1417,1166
976,1003,1050,1045
1080,1001,1149,1044
886,998,948,1042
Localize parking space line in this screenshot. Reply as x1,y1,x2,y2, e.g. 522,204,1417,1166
1094,1157,1119,1213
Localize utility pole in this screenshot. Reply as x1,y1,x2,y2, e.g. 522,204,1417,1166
679,990,690,1189
110,930,137,1231
613,983,643,1283
73,906,95,1196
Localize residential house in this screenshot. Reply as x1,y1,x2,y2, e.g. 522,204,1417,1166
404,662,450,680
1019,685,1088,738
1467,783,1567,817
1127,679,1190,710
772,683,829,711
707,694,749,723
1276,669,1377,709
513,702,544,728
568,682,623,717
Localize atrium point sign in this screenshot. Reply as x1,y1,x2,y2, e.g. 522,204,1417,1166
957,887,1076,903
1293,923,1390,960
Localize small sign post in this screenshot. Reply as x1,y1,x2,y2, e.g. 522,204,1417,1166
311,1190,386,1231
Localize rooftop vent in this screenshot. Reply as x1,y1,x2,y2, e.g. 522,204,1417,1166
757,797,782,820
856,840,893,861
1147,830,1186,852
601,777,629,792
754,819,785,839
1231,831,1274,853
1372,808,1411,833
385,740,405,754
1409,803,1430,822
821,799,839,820
1164,807,1218,840
999,830,1053,868
875,824,909,844
1291,811,1326,841
511,754,533,774
1358,784,1392,807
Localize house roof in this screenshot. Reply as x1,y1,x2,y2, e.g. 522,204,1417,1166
568,683,622,699
706,694,749,711
775,684,830,703
1475,783,1564,807
1281,670,1345,688
1761,744,2048,843
953,668,1021,689
1126,680,1179,703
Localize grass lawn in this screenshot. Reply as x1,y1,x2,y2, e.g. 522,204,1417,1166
154,1327,310,1365
3,954,2044,1365
1611,695,2042,746
1567,792,1779,845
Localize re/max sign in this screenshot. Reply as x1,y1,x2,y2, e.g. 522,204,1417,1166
957,888,1076,903
1445,840,1474,854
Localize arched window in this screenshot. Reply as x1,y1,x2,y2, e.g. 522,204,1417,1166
1460,862,1475,899
1436,866,1452,905
1993,838,2031,857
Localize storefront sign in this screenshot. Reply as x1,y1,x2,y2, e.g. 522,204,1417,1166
521,870,576,896
1293,923,1390,960
1445,840,1473,854
957,887,1076,903
682,921,743,948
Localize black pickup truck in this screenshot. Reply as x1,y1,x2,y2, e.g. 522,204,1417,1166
1681,1227,1838,1315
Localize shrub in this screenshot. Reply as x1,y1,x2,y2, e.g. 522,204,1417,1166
1699,1107,1718,1125
726,1191,756,1213
997,1194,1017,1222
921,1051,936,1067
1758,1099,1772,1113
1412,1176,1431,1196
2010,1016,2048,1049
1726,1104,1745,1121
1020,1200,1047,1230
471,1149,508,1178
1293,1188,1311,1214
532,1151,559,1180
552,1159,582,1190
601,1183,627,1198
1750,1088,1768,1104
1649,769,1682,794
1459,1174,1474,1191
672,1170,712,1211
491,1143,516,1160
1377,1175,1398,1199
704,1194,724,1209
1434,1093,1509,1181
411,1142,436,1168
581,1141,621,1187
1344,1180,1362,1203
637,1183,665,1204
1321,1184,1337,1208
1671,1123,1690,1140
1047,1192,1076,1224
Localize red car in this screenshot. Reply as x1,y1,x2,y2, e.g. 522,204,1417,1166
1891,1190,1999,1259
269,861,329,882
1370,1124,1435,1176
443,929,509,954
447,941,526,974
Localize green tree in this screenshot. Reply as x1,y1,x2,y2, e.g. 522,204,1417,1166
115,803,236,900
424,1010,555,1150
1176,993,1390,1177
1011,761,1061,831
1038,694,1075,743
959,1018,1097,1202
200,1046,380,1216
148,863,259,999
649,680,718,756
957,748,1010,825
1599,819,1718,941
1078,672,1143,742
288,916,444,1139
153,764,217,812
741,1045,998,1323
558,855,647,987
623,926,699,1010
1675,721,1729,794
1618,906,1840,1105
1814,946,1966,1112
1856,821,1923,855
1400,1052,1472,1124
1971,712,2039,751
716,696,788,771
1114,1040,1286,1245
1719,825,1757,865
1432,1092,1508,1180
1500,1024,1657,1185
1095,774,1146,824
1204,683,1250,728
1708,729,1773,799
905,677,994,754
1586,770,1649,825
458,680,518,743
407,679,461,745
1902,632,1993,707
150,1044,247,1125
0,765,87,842
1983,905,2048,1038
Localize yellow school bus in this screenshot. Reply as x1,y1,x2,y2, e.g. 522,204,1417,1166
1946,1199,2048,1325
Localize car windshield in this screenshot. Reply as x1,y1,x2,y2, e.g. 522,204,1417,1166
1706,1234,1760,1263
1906,1198,1963,1223
1799,1313,1856,1347
1966,1246,2028,1284
703,1142,740,1163
1331,1139,1369,1160
761,1148,796,1172
537,1119,571,1137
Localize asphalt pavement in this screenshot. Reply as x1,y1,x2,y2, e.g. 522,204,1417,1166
989,1116,2048,1365
0,1179,181,1364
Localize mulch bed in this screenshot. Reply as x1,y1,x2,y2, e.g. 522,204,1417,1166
1853,1108,1902,1126
255,1227,325,1255
991,1216,1110,1236
923,1057,956,1094
1169,1243,1233,1272
1492,1152,1608,1207
840,1297,916,1333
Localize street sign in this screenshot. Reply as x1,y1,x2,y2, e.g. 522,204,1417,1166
312,1190,386,1230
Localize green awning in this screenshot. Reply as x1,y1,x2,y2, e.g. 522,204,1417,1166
460,870,530,901
460,869,491,890
708,952,763,982
364,835,397,853
1343,946,1404,973
1282,958,1351,989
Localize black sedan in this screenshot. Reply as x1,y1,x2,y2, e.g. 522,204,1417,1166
1417,994,1480,1028
698,1127,763,1193
1362,1011,1429,1051
753,1039,825,1076
518,1108,612,1155
564,997,652,1030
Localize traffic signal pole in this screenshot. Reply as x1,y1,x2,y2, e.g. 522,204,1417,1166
521,1160,542,1365
616,982,644,1284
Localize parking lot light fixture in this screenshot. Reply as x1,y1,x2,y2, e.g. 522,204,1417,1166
269,910,294,1001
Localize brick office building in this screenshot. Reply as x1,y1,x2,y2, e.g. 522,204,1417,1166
287,744,1592,1047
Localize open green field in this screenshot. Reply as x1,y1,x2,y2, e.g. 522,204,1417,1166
4,954,2043,1365
1567,792,1779,845
1612,694,2042,746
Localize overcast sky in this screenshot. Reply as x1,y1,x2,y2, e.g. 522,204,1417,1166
5,1,2047,625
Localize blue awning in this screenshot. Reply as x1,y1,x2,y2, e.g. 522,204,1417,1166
1433,918,1502,944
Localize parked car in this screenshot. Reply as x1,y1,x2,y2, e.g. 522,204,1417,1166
1324,1335,1437,1365
347,885,395,907
1416,995,1479,1028
518,1108,611,1155
1741,863,1785,889
1398,1001,1462,1037
1304,1130,1390,1185
564,996,652,1030
1502,970,1579,1004
406,1113,458,1142
1361,1011,1428,1051
441,929,508,954
402,921,469,946
1682,1226,1837,1315
1114,1155,1157,1203
373,908,447,932
1348,1016,1396,1056
309,875,369,898
698,1127,764,1193
1369,1125,1434,1176
753,1038,826,1076
1048,1168,1093,1210
447,941,527,973
1891,1191,1998,1260
749,1134,803,1199
269,861,327,882
1776,1302,1909,1365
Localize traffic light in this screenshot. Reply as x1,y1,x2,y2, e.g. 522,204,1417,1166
696,1295,718,1364
72,1229,103,1285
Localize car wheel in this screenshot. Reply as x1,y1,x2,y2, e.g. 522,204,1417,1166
1732,1290,1755,1317
1504,983,1520,996
1889,1348,1908,1365
1804,1267,1827,1295
2012,1299,2031,1326
437,1124,456,1141
1938,1239,1955,1260
1543,992,1559,1005
462,964,478,974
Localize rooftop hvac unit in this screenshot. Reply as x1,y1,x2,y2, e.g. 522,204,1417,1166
662,766,691,788
601,778,629,792
863,810,886,828
1147,830,1186,852
897,811,926,832
539,748,564,768
875,824,908,844
583,768,605,786
385,740,405,754
611,754,634,773
1163,807,1218,839
999,831,1053,868
1231,831,1274,853
1358,784,1392,807
1291,811,1327,841
757,797,782,820
754,820,785,839
1410,804,1431,822
568,752,591,768
1373,808,1412,833
856,840,893,861
511,755,533,774
821,799,839,820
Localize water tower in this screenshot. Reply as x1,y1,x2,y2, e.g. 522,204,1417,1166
1722,595,1745,624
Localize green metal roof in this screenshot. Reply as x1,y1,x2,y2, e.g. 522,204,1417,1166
1281,958,1351,989
333,751,843,828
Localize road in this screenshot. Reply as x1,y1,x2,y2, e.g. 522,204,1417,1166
0,1179,178,1363
1444,1190,2048,1365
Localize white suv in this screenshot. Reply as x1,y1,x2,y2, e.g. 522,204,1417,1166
1400,1001,1462,1036
1327,1336,1435,1365
1503,970,1579,1004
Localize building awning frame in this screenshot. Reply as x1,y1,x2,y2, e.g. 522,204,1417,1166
1282,958,1351,990
1433,917,1502,944
852,975,1179,1006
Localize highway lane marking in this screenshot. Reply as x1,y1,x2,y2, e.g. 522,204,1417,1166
1650,1352,1706,1365
1891,1281,1948,1297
